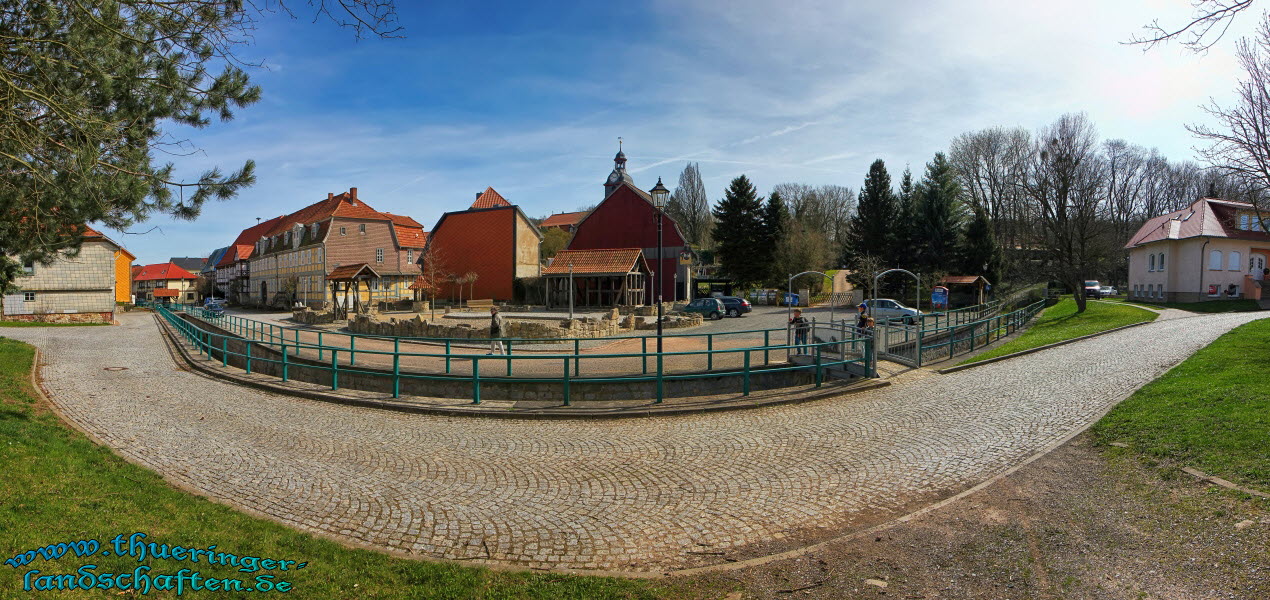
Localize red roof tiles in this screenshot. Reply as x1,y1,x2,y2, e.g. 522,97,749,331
326,263,381,280
382,212,428,249
470,186,512,209
541,210,589,230
939,275,990,286
542,248,647,276
1125,197,1270,248
151,289,181,298
134,262,198,281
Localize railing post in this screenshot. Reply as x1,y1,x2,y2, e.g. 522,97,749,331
245,343,252,374
472,357,481,405
318,331,324,361
764,330,770,365
707,334,714,371
331,349,339,390
562,356,571,406
642,337,648,374
393,338,401,398
222,337,228,367
814,344,823,387
655,353,664,404
445,340,452,374
350,335,356,365
743,350,751,396
573,339,580,377
281,344,289,382
506,340,513,376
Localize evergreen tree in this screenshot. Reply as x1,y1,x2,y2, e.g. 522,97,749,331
843,159,898,268
894,167,917,262
712,175,767,288
914,153,967,273
761,191,789,283
959,206,1003,284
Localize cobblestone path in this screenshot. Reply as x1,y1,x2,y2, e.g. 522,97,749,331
6,310,1263,572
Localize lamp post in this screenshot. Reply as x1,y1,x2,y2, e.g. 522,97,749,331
568,261,574,320
650,177,670,356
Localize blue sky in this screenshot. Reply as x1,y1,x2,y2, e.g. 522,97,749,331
114,0,1254,264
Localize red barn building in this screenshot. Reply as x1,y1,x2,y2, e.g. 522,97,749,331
565,150,693,302
424,187,542,302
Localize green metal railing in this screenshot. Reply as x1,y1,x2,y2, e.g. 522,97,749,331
871,299,1046,367
148,302,875,406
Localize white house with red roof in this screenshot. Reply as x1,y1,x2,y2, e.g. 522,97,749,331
132,262,200,304
1125,197,1270,303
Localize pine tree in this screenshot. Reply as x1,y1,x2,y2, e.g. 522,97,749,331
843,159,898,267
712,175,767,288
959,206,1003,283
894,167,917,264
761,191,789,283
914,153,967,273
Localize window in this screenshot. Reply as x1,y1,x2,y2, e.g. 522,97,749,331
1148,254,1155,271
407,250,413,264
340,226,347,236
1158,252,1164,271
23,291,35,302
1241,214,1250,230
359,224,367,234
21,260,34,275
376,248,384,263
1209,250,1224,270
317,248,323,263
1229,251,1242,271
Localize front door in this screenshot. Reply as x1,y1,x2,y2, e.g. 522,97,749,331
1251,252,1268,275
260,281,267,304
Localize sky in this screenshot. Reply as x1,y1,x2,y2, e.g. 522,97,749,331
112,0,1259,264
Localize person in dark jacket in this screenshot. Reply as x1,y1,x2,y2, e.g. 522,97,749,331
488,307,505,355
789,309,810,355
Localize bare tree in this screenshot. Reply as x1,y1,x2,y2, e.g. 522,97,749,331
1189,16,1270,226
949,127,1033,278
771,183,855,254
1024,113,1112,312
667,163,712,248
1129,0,1254,52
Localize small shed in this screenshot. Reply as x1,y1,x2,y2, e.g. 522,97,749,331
938,275,991,306
542,248,650,308
327,263,380,319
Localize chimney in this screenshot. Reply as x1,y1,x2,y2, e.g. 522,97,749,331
327,192,333,201
476,192,482,201
349,187,358,205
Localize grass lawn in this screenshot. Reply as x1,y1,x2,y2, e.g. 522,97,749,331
0,321,111,327
1123,298,1263,313
958,298,1158,365
1093,318,1270,491
0,336,714,599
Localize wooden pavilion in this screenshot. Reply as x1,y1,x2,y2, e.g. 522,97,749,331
543,248,650,308
327,263,380,319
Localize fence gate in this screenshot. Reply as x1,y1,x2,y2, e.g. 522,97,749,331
875,323,921,367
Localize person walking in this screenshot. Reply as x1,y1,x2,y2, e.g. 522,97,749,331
790,309,810,355
855,302,868,332
488,306,505,355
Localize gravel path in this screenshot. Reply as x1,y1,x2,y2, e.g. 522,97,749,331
5,310,1263,572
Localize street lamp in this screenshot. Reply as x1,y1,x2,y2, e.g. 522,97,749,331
650,177,670,357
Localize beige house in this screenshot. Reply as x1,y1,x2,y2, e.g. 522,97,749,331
1125,197,1270,303
133,262,200,304
2,227,133,323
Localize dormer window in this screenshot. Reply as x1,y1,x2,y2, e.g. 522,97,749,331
1241,214,1250,230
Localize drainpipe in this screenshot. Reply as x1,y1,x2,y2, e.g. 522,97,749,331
1198,238,1209,303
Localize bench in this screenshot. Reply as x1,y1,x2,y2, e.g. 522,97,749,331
465,298,494,310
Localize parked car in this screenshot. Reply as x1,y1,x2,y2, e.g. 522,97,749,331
863,298,922,324
683,297,725,320
718,296,752,317
1083,280,1101,298
1099,285,1117,298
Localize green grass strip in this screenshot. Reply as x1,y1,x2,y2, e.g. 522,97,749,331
1123,299,1262,313
1093,318,1270,491
958,298,1158,365
0,336,713,599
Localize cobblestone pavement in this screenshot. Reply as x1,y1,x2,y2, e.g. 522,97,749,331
5,310,1264,572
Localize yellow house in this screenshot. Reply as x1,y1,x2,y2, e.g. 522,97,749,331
114,247,136,304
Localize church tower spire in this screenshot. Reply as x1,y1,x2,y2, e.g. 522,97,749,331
604,138,634,198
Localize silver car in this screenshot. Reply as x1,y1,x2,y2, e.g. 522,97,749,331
865,298,922,324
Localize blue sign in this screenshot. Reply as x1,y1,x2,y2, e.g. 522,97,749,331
931,286,949,308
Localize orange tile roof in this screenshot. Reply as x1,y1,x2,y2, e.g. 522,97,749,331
151,289,180,298
542,248,647,275
938,275,990,286
134,262,198,281
1125,197,1270,248
395,226,428,249
541,210,588,229
470,186,512,209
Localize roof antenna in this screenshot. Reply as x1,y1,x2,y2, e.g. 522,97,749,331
618,136,622,152
256,217,261,224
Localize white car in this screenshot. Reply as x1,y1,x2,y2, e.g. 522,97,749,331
1099,286,1117,298
864,298,922,324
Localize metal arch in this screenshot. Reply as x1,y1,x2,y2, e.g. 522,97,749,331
871,268,921,320
786,270,836,332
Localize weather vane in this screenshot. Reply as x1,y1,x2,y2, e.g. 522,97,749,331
618,136,622,151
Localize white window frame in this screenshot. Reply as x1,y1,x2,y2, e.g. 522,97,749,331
407,250,413,264
1241,214,1250,229
1209,250,1224,271
376,248,384,264
340,226,347,236
1158,252,1164,271
359,224,367,234
1229,251,1242,271
1148,254,1155,271
23,291,35,302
